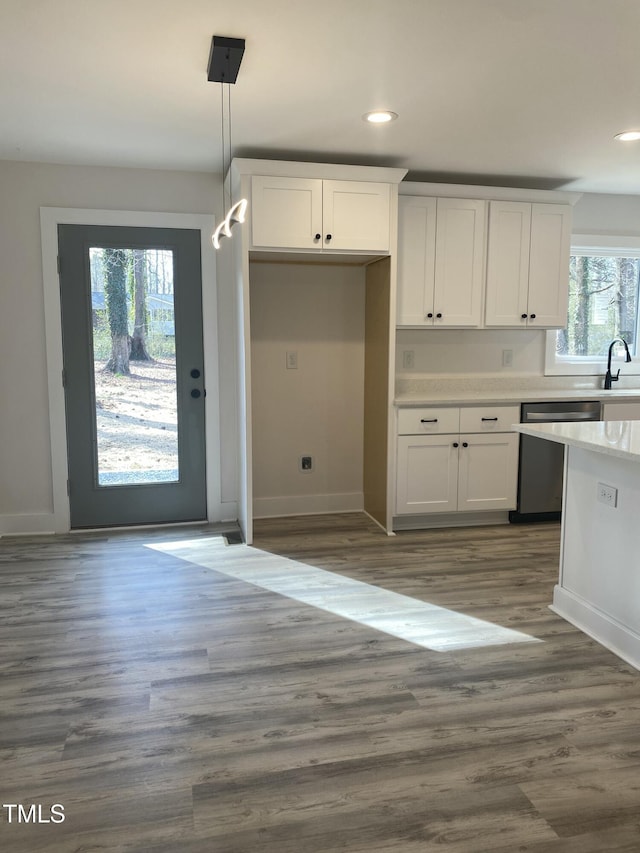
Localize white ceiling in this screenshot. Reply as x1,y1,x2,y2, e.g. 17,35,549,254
3,0,640,193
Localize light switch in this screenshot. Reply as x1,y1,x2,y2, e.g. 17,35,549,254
286,351,298,369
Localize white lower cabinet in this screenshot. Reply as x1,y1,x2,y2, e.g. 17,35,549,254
395,405,519,516
603,402,640,421
396,434,459,513
456,432,519,511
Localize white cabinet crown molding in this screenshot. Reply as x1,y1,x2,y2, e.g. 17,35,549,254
232,158,407,185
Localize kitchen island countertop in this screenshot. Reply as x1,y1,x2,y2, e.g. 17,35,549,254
513,420,640,463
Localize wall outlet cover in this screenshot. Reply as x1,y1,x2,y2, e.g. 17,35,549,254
402,350,415,369
597,482,618,507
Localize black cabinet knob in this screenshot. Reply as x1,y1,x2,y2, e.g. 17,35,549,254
314,233,321,240
427,312,434,319
190,389,201,399
436,312,442,319
462,442,468,448
325,234,332,241
530,313,536,319
453,442,459,448
190,368,201,379
521,313,528,319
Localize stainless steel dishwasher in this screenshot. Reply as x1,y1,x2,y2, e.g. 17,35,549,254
509,400,602,522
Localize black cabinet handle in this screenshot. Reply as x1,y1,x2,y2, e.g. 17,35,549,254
481,417,498,421
453,442,459,448
427,312,433,318
325,234,332,241
530,313,536,319
436,312,442,319
314,233,321,241
420,418,438,423
521,313,528,319
462,442,468,448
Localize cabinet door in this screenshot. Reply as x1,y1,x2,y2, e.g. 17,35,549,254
485,201,532,327
396,435,458,514
457,433,518,511
603,403,640,421
251,176,323,250
396,196,437,326
527,203,572,327
433,198,486,326
322,180,391,252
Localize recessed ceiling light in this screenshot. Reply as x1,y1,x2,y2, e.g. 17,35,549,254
614,130,640,142
363,110,398,124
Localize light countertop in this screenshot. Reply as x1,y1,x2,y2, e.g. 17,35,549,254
394,377,640,407
514,420,640,463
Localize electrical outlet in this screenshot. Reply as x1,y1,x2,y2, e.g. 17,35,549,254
502,349,513,368
300,456,313,472
597,482,618,507
286,351,298,369
402,350,415,369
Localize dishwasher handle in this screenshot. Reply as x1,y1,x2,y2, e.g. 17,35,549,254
524,411,601,422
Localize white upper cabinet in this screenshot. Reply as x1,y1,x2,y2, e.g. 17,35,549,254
396,196,437,325
251,176,322,250
485,201,572,328
322,180,391,251
435,198,487,327
250,175,391,253
397,196,487,327
528,203,572,327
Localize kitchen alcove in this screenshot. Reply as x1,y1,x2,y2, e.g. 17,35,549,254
249,257,391,529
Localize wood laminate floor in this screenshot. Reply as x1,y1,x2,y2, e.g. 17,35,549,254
1,514,640,852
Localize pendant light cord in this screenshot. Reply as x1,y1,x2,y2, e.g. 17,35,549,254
220,79,226,218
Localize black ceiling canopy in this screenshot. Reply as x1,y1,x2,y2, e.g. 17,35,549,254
207,36,245,84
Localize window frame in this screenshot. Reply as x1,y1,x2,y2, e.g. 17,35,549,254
544,233,640,376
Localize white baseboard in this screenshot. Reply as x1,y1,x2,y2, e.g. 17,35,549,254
253,492,363,519
392,510,510,531
551,585,640,672
0,513,56,536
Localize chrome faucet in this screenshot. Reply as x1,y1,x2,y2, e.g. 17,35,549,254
604,338,632,389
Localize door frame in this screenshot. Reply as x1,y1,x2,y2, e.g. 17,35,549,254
41,207,221,533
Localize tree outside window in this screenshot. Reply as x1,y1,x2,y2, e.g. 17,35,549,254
556,254,639,359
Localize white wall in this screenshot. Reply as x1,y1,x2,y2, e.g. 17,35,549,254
0,159,239,534
396,328,545,376
249,262,365,517
3,160,640,534
395,192,640,380
572,192,640,235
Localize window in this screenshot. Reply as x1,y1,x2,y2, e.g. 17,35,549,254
545,234,640,375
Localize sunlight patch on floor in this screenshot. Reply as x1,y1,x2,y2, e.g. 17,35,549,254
147,537,541,652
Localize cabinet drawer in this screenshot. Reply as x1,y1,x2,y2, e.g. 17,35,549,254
397,407,460,435
459,405,520,433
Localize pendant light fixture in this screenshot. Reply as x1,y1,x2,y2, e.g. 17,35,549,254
207,35,247,250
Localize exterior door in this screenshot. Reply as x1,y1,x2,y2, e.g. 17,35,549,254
58,224,207,528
